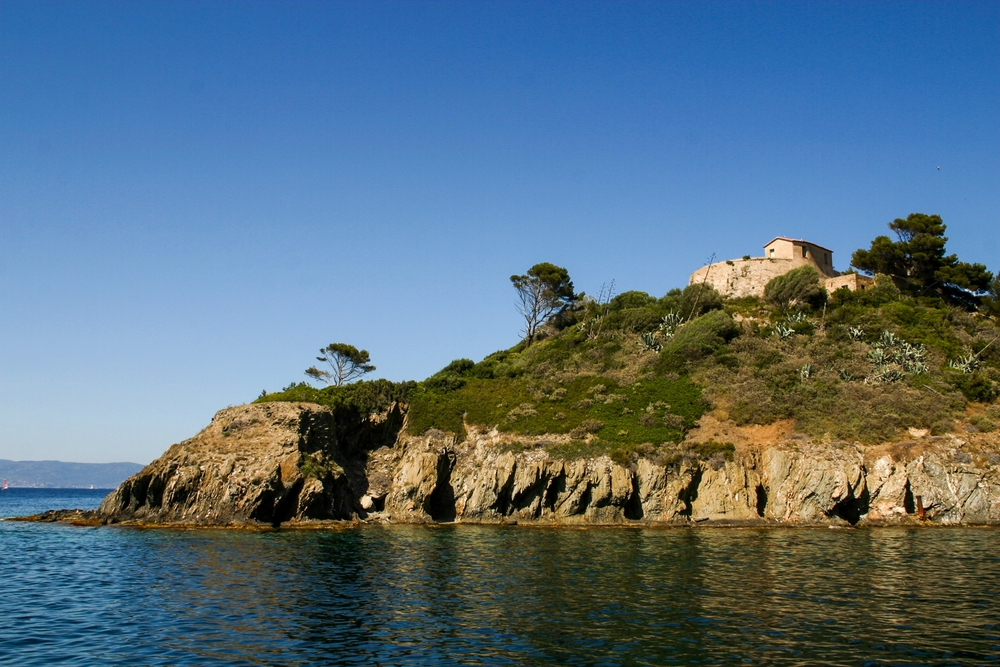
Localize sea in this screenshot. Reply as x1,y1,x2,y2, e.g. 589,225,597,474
1,488,999,666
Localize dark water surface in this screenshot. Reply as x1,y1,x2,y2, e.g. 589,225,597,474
1,489,999,666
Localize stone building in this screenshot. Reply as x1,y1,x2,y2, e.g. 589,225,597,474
688,236,873,298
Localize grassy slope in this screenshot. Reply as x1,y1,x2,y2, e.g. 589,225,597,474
258,281,1000,465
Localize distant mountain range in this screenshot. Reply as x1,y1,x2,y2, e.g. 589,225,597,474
0,460,145,489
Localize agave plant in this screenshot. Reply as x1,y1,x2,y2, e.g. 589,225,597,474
786,312,807,324
638,331,661,353
866,367,906,385
874,330,897,349
861,330,928,383
848,326,865,341
774,323,795,340
838,368,854,382
800,363,812,380
896,342,928,375
659,312,683,341
948,351,981,374
867,347,888,366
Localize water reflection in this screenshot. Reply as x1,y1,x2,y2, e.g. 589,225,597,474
2,520,999,666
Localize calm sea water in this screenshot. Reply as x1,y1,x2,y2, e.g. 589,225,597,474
1,488,999,666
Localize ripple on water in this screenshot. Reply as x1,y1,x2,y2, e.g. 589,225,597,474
2,496,1000,666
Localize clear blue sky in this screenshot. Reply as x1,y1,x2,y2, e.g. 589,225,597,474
2,1,998,464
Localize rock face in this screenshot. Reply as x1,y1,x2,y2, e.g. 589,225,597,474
99,402,1000,527
368,425,1000,526
99,402,357,525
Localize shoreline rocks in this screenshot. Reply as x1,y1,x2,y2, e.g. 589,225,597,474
29,402,1000,528
368,425,1000,526
96,402,356,526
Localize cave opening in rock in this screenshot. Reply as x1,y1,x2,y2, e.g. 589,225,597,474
677,468,702,517
544,472,566,512
755,484,768,518
903,481,916,514
828,488,869,525
428,457,456,522
624,475,644,521
272,478,305,525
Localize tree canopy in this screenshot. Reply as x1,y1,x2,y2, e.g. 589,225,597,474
764,265,826,311
851,213,993,309
305,343,376,386
510,262,576,346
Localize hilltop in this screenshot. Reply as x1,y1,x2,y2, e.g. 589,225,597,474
258,219,1000,467
257,276,999,466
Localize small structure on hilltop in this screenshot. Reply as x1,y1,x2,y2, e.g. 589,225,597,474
688,236,873,298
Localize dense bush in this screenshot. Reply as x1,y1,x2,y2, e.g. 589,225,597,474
603,307,665,333
609,291,657,311
829,273,901,309
658,310,741,372
257,379,417,452
764,265,826,311
659,283,724,320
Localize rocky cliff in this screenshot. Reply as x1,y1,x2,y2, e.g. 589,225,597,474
370,418,1000,526
98,402,357,525
96,402,1000,527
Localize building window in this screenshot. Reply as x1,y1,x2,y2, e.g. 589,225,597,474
825,252,830,264
802,247,808,258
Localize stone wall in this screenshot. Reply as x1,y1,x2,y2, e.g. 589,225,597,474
689,256,869,299
689,258,797,298
825,273,874,293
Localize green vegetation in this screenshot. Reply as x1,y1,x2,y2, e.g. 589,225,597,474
406,374,707,447
260,214,998,458
764,265,826,311
256,379,415,453
851,213,993,309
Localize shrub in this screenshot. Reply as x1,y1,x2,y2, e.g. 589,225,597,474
970,414,996,433
764,265,826,311
425,374,467,392
610,449,632,466
949,372,999,403
638,412,659,427
662,414,686,430
257,378,416,452
658,310,740,371
604,307,665,333
678,283,724,320
609,291,657,311
404,373,706,450
425,357,479,391
406,389,466,436
691,440,735,461
829,273,901,310
470,350,521,379
440,358,475,375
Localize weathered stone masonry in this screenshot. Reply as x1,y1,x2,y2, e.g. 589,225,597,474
689,236,873,298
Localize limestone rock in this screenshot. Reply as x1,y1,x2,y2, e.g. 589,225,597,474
366,422,1000,526
98,402,356,525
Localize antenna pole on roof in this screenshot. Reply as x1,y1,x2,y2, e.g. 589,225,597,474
687,252,716,323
